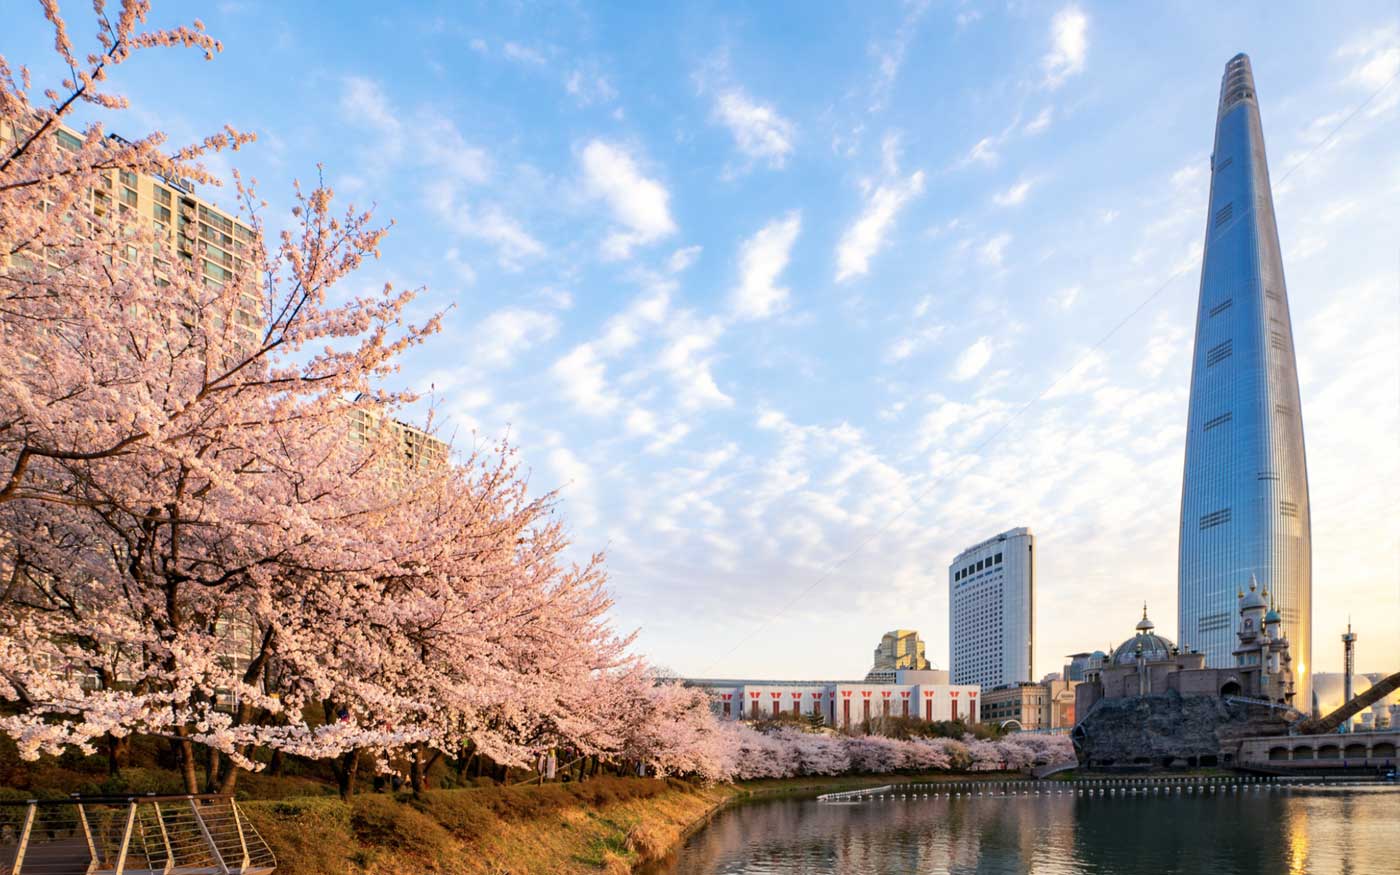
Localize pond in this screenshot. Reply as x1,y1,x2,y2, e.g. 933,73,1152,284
650,780,1400,874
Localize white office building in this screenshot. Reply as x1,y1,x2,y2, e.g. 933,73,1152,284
949,527,1035,691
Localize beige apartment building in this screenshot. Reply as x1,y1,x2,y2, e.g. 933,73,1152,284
864,629,932,682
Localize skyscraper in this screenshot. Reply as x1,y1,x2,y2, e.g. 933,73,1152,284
949,528,1034,691
1178,54,1311,705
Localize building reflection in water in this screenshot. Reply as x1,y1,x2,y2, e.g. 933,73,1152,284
655,785,1400,875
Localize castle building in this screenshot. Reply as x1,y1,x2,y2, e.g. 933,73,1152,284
1076,576,1293,718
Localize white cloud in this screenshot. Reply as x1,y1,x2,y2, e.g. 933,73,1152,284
952,336,994,381
419,116,491,185
1339,25,1399,89
993,179,1035,207
341,76,400,141
456,204,544,265
502,42,547,66
580,140,678,260
566,68,618,106
731,212,802,320
551,344,620,413
868,0,931,112
657,316,731,409
885,324,945,363
835,171,926,282
713,89,796,168
964,136,1000,167
547,446,597,528
1052,285,1081,310
1042,6,1089,89
669,245,702,273
1024,106,1054,135
473,308,560,369
978,233,1012,267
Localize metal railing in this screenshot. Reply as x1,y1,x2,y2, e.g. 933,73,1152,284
0,794,275,875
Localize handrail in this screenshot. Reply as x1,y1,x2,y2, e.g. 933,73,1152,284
0,793,232,806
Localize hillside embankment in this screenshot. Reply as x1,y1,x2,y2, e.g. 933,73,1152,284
244,772,1008,874
243,777,737,875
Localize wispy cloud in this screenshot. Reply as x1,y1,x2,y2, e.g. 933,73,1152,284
713,88,796,169
1024,106,1054,135
868,0,932,112
993,179,1035,207
502,41,548,66
977,233,1012,267
1043,6,1089,89
835,170,926,282
731,211,802,320
473,308,560,369
580,140,678,260
951,336,994,381
565,68,618,106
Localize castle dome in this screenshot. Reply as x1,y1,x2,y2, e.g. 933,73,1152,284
1110,605,1177,665
1239,575,1267,611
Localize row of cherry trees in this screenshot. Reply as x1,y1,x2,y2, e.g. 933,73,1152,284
0,1,691,797
632,701,1076,783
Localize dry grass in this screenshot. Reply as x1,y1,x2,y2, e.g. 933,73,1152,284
241,777,737,875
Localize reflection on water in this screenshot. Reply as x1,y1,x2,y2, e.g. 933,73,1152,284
653,785,1400,874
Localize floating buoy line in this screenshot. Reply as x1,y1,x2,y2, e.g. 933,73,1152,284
815,775,1388,803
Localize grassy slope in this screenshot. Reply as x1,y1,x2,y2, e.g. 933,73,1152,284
244,770,1024,875
243,778,738,875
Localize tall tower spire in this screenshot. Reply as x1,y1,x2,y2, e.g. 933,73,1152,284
1178,54,1313,707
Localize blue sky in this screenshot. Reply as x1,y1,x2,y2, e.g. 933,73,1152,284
7,1,1398,680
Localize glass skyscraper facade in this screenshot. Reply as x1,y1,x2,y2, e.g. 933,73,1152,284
1178,54,1311,706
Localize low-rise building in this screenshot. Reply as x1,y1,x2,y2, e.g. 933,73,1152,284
686,670,978,728
981,682,1048,730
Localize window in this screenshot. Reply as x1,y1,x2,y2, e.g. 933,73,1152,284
1206,340,1232,367
976,560,984,571
1270,330,1287,352
1209,299,1233,318
56,129,81,151
1214,156,1233,172
1214,203,1233,227
1279,500,1298,518
118,170,139,188
154,186,171,205
994,553,1002,564
153,203,172,223
1203,412,1232,432
722,701,731,717
1199,508,1232,530
120,187,138,207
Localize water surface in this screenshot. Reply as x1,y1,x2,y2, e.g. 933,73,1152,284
653,783,1400,874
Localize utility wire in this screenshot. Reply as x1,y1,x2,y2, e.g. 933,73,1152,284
699,68,1400,677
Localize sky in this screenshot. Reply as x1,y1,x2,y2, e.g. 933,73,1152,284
5,1,1398,681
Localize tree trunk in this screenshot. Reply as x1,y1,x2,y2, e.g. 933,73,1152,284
106,734,131,777
174,731,199,795
217,762,241,796
269,749,284,777
410,745,426,795
205,748,222,792
410,745,442,795
333,749,360,801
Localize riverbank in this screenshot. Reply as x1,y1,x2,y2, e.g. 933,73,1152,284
243,771,1024,874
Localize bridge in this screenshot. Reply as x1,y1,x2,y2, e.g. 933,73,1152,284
0,794,275,875
1237,729,1398,771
